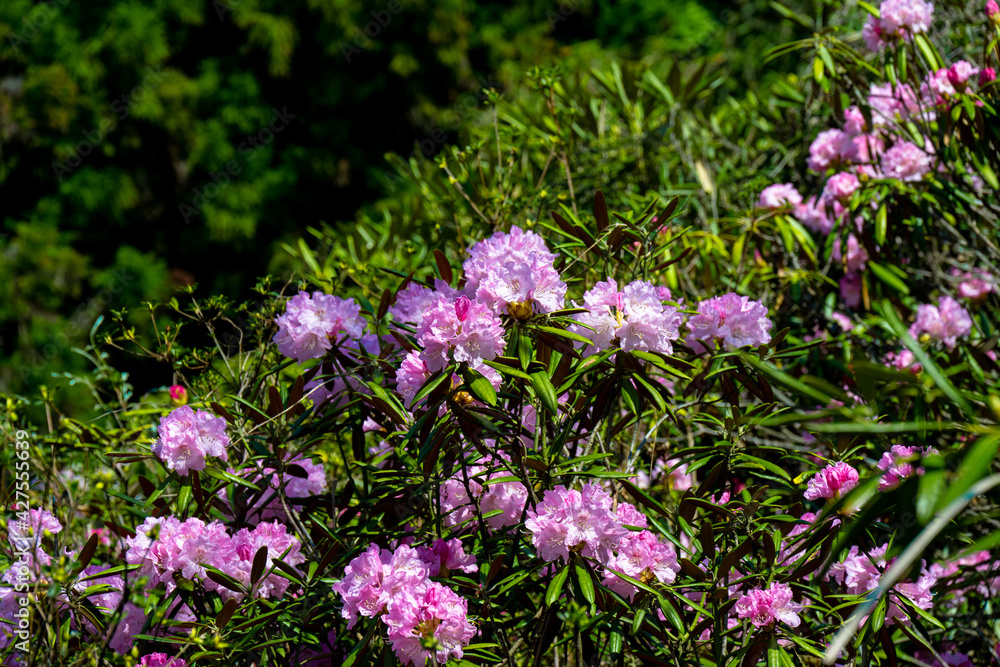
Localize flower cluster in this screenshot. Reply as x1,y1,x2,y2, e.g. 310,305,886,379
124,516,304,600
685,293,772,352
827,544,937,625
877,444,935,490
571,279,683,354
440,453,529,531
863,0,935,50
332,541,478,666
804,462,859,501
734,582,803,628
908,296,973,349
151,405,230,476
273,291,367,363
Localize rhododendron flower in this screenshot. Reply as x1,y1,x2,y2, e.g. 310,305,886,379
908,296,972,348
794,197,835,235
390,279,464,325
463,226,557,291
139,655,188,667
636,458,693,491
757,183,803,209
808,130,856,172
804,462,859,501
880,0,934,36
225,521,305,600
168,385,187,404
601,530,680,601
952,268,994,299
840,272,863,309
869,82,922,125
844,106,867,135
885,348,921,372
476,254,567,317
273,291,367,363
946,61,979,90
685,293,772,352
913,651,974,667
734,582,803,628
175,518,237,582
418,539,478,577
990,0,1000,23
571,279,683,355
332,544,433,629
417,296,506,371
384,580,478,666
823,172,860,203
832,235,869,274
881,140,933,182
828,544,937,625
981,67,997,85
151,405,230,476
878,445,935,490
525,483,633,562
441,454,529,531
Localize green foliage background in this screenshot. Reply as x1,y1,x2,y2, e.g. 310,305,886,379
1,0,826,419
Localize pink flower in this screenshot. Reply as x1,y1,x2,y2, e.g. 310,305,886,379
908,295,973,348
881,140,933,182
808,130,856,172
981,67,997,85
989,0,1000,21
734,582,803,628
758,183,803,209
840,272,863,309
947,61,980,90
880,0,934,35
440,454,527,531
463,226,557,292
844,106,867,135
273,291,367,363
168,385,187,404
417,296,506,372
953,269,994,299
332,544,433,629
913,651,974,667
827,544,937,625
685,293,772,352
225,521,305,600
804,462,859,501
384,580,477,666
417,539,478,578
601,530,680,601
924,68,956,100
571,279,683,355
886,348,921,372
139,655,188,667
476,254,567,317
794,197,835,235
151,405,230,476
863,15,888,50
524,483,632,563
869,82,922,126
832,235,869,274
823,172,861,203
390,280,464,325
878,444,935,490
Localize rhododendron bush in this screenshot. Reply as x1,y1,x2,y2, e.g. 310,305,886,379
4,2,1000,666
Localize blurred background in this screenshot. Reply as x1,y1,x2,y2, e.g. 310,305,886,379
0,0,848,416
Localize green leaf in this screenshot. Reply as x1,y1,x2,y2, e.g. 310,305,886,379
546,564,569,606
574,558,595,606
532,325,593,346
936,433,1000,513
530,370,559,414
868,261,909,294
463,367,498,406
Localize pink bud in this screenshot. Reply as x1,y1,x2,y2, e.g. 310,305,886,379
981,67,997,85
989,0,1000,16
454,295,471,322
168,385,187,403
